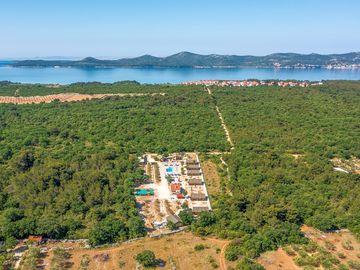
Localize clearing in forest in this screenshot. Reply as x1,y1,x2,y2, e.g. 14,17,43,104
40,232,230,270
0,92,165,104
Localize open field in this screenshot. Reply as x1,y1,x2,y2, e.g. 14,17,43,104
200,159,221,196
39,232,230,270
258,248,302,270
0,92,165,104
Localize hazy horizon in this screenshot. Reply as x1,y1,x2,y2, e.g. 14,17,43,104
2,50,360,61
1,0,360,59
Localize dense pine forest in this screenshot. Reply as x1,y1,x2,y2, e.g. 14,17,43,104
191,81,360,264
0,81,359,269
0,83,227,244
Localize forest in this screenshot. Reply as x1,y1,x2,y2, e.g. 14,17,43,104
0,83,227,246
0,81,359,269
191,81,360,266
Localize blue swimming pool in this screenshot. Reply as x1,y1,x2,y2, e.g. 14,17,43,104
166,167,174,173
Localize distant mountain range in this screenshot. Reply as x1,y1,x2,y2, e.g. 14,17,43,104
11,52,360,68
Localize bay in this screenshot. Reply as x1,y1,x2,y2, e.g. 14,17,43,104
0,62,359,84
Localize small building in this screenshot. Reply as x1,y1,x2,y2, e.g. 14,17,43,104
190,192,207,201
186,164,201,170
192,206,209,213
186,160,199,165
28,235,43,244
176,193,185,199
187,169,201,176
170,183,181,193
172,154,183,161
188,178,203,186
166,214,181,225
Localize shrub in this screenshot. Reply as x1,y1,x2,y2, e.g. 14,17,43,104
337,252,346,259
79,254,90,270
338,264,349,270
225,244,240,261
325,240,336,251
236,258,265,270
348,260,360,270
118,260,126,268
194,244,206,251
304,242,318,253
342,240,354,251
50,248,71,270
208,256,219,269
283,246,296,256
135,250,156,268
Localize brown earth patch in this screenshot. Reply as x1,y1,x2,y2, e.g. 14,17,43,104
0,93,165,104
201,160,221,195
41,232,230,270
258,247,301,270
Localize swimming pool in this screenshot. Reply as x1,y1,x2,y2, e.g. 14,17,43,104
166,167,174,173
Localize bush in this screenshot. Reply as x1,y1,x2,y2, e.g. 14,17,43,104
135,250,156,268
194,244,206,251
179,210,193,225
342,240,354,250
338,264,349,270
79,254,90,270
325,240,336,251
208,256,219,269
337,252,346,259
236,258,265,270
304,242,318,253
50,247,71,270
225,243,241,261
283,246,296,256
348,260,360,270
22,247,41,270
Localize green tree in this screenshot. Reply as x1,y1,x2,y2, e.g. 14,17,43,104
135,250,156,268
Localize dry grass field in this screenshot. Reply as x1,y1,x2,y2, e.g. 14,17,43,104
201,160,221,196
0,93,164,104
41,232,230,270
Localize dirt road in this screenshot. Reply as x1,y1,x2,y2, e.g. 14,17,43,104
220,242,230,270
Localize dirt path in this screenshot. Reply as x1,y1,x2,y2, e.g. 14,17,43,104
219,242,230,270
205,86,235,195
205,87,234,150
215,106,235,149
0,92,165,104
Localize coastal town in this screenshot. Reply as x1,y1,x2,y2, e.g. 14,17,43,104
183,80,324,87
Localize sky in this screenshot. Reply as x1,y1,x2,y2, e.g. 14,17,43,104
1,0,360,59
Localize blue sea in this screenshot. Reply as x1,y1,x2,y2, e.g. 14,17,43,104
0,61,359,84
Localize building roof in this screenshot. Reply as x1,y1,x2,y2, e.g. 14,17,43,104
186,160,199,165
191,192,207,200
166,214,181,224
192,206,210,213
28,235,43,242
170,183,181,193
187,169,202,176
188,178,203,185
186,164,201,170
